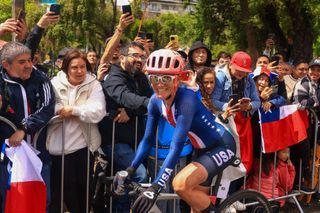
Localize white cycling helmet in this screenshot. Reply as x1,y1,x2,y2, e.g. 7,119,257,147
145,49,186,75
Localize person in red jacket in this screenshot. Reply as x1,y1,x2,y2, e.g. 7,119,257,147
277,147,296,206
246,147,295,210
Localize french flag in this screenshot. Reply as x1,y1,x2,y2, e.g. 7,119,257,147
258,105,309,153
4,139,46,213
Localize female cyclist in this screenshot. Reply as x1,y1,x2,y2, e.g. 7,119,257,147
115,49,236,213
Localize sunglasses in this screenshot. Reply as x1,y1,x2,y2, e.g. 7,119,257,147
149,75,176,84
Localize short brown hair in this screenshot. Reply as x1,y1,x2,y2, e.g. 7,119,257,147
61,49,92,74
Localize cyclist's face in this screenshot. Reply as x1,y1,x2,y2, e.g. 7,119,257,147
202,73,215,95
150,75,177,100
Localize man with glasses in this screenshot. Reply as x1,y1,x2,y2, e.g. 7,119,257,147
99,41,152,213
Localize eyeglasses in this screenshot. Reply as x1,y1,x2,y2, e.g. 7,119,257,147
149,75,176,84
127,53,147,61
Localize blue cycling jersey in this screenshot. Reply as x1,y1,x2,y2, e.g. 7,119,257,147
131,87,230,187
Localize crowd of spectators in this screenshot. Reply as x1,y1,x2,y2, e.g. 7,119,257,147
0,8,320,213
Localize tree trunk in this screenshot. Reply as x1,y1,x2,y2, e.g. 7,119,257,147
284,0,314,61
259,3,287,52
239,0,259,62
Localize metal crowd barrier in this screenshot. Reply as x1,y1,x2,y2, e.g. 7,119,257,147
254,108,319,213
1,106,318,213
33,115,91,213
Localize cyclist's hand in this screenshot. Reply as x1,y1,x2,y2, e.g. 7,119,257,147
132,183,161,213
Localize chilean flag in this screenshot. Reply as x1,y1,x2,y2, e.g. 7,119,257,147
258,105,308,153
4,139,46,213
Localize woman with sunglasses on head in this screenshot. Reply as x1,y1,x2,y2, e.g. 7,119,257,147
114,49,236,213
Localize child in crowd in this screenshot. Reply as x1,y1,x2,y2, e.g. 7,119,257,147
246,147,295,211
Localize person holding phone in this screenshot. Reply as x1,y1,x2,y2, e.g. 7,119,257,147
99,13,134,79
0,18,27,44
251,66,286,112
212,51,260,114
250,66,286,160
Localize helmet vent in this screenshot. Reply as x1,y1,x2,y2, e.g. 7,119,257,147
151,56,156,68
166,57,171,68
158,56,164,68
174,60,180,68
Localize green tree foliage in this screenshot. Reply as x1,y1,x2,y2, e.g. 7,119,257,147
195,0,320,61
1,0,319,60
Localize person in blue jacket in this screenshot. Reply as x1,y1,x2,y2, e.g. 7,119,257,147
211,51,261,115
115,49,237,213
0,42,55,212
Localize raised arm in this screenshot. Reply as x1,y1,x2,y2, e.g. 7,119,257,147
100,14,134,64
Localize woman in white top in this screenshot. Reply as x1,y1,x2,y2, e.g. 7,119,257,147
47,49,106,213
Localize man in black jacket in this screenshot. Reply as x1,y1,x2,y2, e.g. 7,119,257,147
0,42,55,212
186,41,212,73
99,41,152,213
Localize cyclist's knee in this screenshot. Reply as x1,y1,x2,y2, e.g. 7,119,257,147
172,174,188,195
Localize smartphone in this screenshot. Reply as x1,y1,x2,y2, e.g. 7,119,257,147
122,4,132,16
50,4,61,15
229,94,239,106
17,9,26,21
271,55,280,66
170,35,179,43
137,31,146,39
179,71,191,81
240,97,251,104
146,32,153,42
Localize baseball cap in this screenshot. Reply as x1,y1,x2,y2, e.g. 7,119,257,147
309,58,320,68
230,51,252,72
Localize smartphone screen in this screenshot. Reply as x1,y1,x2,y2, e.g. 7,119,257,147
122,4,132,16
229,94,239,106
50,4,61,15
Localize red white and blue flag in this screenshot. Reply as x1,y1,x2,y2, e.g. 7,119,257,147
258,105,308,153
4,139,46,213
